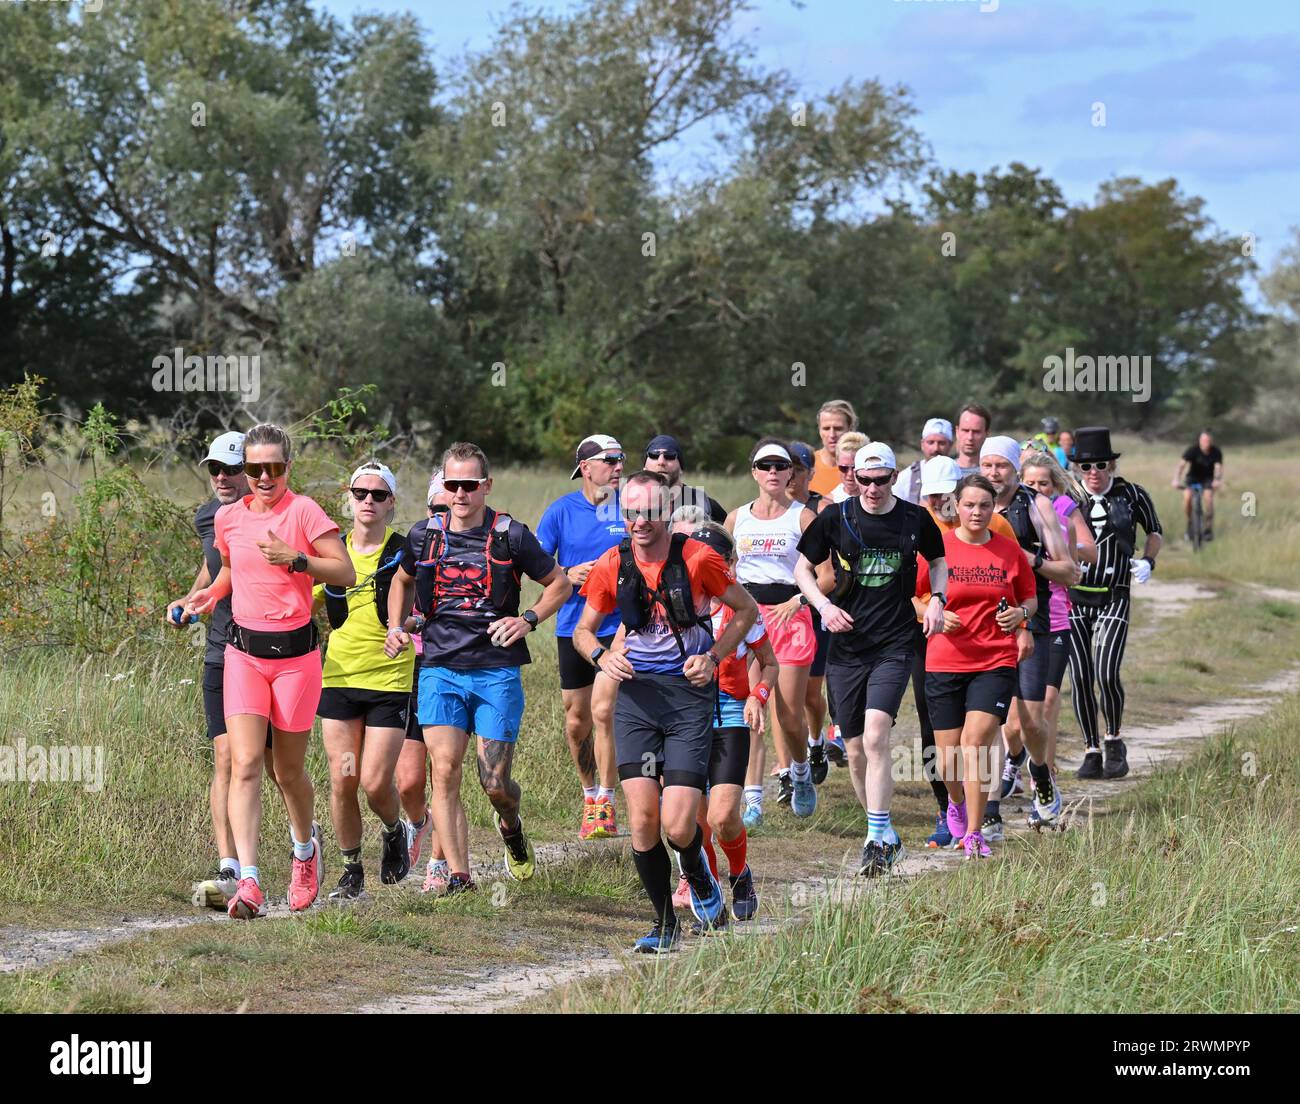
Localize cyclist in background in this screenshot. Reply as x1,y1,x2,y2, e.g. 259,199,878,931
1173,429,1224,542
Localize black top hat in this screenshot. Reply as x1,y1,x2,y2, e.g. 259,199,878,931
1070,426,1120,463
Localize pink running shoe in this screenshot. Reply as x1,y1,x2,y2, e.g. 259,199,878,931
963,831,992,859
289,834,322,911
579,796,599,841
946,798,967,843
227,877,266,919
409,812,433,870
671,875,691,909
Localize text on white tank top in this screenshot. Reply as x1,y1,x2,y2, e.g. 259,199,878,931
734,500,804,584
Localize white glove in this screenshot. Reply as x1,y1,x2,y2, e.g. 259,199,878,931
1129,557,1153,584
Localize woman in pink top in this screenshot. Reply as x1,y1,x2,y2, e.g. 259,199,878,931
188,424,354,920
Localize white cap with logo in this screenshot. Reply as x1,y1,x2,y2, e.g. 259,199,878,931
854,442,897,473
921,417,954,441
350,461,397,496
919,455,961,496
203,431,246,464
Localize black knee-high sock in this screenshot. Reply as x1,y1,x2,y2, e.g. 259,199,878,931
669,825,707,880
631,842,675,926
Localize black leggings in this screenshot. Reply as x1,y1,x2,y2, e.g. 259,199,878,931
1067,595,1132,751
911,629,947,815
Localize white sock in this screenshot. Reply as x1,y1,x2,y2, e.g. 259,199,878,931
808,732,825,747
597,786,616,802
292,836,314,861
744,785,763,808
220,857,240,877
583,786,598,800
243,865,260,886
790,759,811,782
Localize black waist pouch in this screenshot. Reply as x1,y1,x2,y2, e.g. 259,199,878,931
230,621,319,659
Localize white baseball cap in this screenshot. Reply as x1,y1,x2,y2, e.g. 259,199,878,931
922,417,954,442
854,442,897,473
203,431,245,465
919,455,961,496
571,434,624,479
752,442,793,464
350,460,397,496
980,435,1022,467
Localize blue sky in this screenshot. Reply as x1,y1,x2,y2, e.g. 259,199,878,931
319,0,1299,293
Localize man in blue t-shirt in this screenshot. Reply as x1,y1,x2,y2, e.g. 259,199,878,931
536,433,628,840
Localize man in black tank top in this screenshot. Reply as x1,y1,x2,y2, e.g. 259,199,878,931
980,437,1077,836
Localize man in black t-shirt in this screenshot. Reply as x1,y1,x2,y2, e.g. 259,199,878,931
795,442,947,877
1173,429,1224,540
384,442,571,892
643,433,727,523
165,432,274,911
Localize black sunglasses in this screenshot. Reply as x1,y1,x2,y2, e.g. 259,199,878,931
349,486,392,502
754,460,792,472
646,450,679,461
855,473,893,487
444,478,485,493
206,461,244,478
621,505,663,524
837,464,855,474
590,453,626,465
1078,461,1111,472
244,462,287,479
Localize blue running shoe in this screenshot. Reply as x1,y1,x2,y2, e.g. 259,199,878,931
826,729,848,768
742,804,763,831
633,922,680,954
729,866,760,922
686,862,725,930
925,813,952,849
791,775,817,818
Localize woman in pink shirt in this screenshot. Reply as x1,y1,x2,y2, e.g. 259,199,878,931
188,424,354,919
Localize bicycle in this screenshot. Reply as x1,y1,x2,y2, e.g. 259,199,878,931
1182,482,1206,552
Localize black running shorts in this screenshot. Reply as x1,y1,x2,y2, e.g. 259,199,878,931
925,667,1018,730
710,725,750,788
614,673,713,791
1015,630,1053,703
1046,629,1071,691
557,633,616,691
825,642,915,739
317,686,410,730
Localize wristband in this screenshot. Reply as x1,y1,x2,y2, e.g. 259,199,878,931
749,683,771,705
706,650,722,668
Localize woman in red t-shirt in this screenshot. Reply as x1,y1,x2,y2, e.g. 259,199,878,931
924,475,1037,858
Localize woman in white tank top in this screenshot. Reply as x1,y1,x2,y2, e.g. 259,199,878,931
725,438,822,819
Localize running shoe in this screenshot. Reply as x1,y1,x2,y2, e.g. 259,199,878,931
329,863,365,902
685,861,725,930
963,831,992,859
925,813,952,850
980,813,1004,842
409,813,432,870
1000,756,1026,799
381,821,412,884
1077,749,1103,780
945,798,967,842
1031,775,1062,827
579,796,599,841
633,922,680,954
591,797,617,839
194,866,239,909
742,804,764,831
671,875,691,909
729,866,760,921
776,770,793,806
421,859,450,896
445,872,476,895
289,831,322,911
808,740,829,785
228,877,266,919
791,774,817,818
858,839,905,877
826,727,848,768
1103,739,1129,779
496,813,536,881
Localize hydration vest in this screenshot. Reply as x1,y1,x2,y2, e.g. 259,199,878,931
828,498,921,604
323,530,406,630
1002,484,1051,632
615,533,712,659
1096,479,1137,558
412,508,522,619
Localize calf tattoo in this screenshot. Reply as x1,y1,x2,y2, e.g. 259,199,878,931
477,738,522,823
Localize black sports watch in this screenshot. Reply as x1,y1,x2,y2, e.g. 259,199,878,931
589,645,607,666
798,594,809,606
290,552,309,573
932,592,947,607
521,609,539,631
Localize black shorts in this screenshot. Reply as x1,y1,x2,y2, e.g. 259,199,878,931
1046,629,1071,691
926,668,1018,730
809,613,830,678
825,642,915,740
317,687,410,730
1016,631,1053,702
557,633,616,691
710,726,750,788
203,664,271,747
614,673,713,791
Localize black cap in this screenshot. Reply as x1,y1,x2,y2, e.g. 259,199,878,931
645,434,683,465
1041,416,1060,434
689,525,733,560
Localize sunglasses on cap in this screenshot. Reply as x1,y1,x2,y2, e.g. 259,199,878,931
753,459,792,472
854,473,893,487
349,486,392,502
444,477,485,493
244,462,287,479
646,449,679,461
206,461,244,477
1078,461,1112,472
